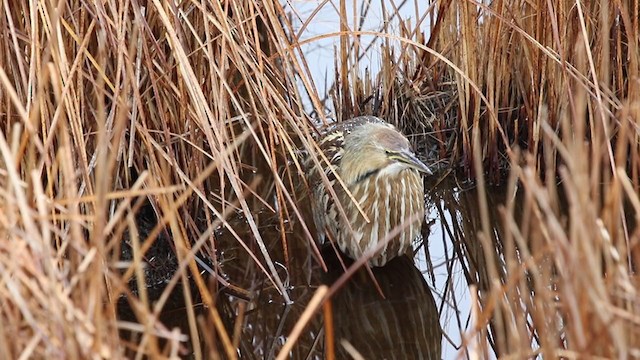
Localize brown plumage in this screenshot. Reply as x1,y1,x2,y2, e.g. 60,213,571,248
308,116,432,266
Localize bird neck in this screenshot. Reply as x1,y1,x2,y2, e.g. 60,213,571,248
377,162,411,178
353,169,380,184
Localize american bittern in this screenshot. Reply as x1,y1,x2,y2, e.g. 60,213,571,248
309,116,432,266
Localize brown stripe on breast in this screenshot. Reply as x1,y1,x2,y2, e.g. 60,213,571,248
330,165,425,266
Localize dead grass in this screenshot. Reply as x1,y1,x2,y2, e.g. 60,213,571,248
0,0,639,358
329,0,640,357
0,0,318,358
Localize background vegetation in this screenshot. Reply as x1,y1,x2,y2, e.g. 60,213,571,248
0,0,638,358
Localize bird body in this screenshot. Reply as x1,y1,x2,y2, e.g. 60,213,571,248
308,116,431,266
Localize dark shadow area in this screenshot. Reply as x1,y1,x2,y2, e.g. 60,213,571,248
323,252,442,359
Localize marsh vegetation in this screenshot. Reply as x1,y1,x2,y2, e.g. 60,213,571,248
0,0,639,358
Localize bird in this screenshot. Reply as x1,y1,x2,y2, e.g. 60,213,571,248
307,116,432,266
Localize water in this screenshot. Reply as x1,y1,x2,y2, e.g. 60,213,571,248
207,177,507,359
284,0,435,115
116,173,509,359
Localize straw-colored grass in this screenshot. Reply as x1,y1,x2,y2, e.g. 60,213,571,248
0,1,317,358
334,0,639,357
1,0,639,358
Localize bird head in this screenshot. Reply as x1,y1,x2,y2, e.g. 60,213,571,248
341,122,432,184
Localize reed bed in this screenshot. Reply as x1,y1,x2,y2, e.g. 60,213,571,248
0,0,639,359
0,0,314,358
332,0,640,357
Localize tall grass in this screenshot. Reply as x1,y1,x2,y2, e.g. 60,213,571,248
0,0,639,358
0,0,318,358
330,0,640,357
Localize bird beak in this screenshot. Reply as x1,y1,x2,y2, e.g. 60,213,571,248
394,150,433,175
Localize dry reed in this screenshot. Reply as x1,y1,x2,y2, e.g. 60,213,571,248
1,0,639,358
